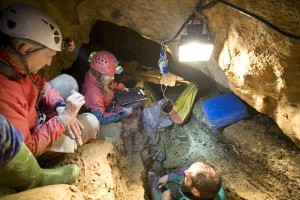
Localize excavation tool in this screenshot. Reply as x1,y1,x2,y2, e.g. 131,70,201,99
156,147,166,175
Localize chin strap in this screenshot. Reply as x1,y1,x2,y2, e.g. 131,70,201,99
19,53,46,111
0,48,25,79
0,60,24,79
19,54,41,90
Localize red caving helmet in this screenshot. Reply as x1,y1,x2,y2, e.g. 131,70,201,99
89,51,123,75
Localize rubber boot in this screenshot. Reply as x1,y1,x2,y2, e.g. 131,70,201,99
0,144,80,194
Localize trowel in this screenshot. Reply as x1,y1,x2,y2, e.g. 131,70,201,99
156,147,166,175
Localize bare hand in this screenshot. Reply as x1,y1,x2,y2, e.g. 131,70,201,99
64,118,84,139
123,107,133,116
162,189,171,200
158,175,168,188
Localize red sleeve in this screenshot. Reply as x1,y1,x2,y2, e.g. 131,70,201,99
85,89,113,117
40,82,64,110
0,75,65,156
113,82,126,91
29,116,65,155
0,95,65,156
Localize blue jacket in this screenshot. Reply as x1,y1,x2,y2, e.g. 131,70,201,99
0,115,23,167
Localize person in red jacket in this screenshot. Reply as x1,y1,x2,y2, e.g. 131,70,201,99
82,51,134,124
0,3,99,156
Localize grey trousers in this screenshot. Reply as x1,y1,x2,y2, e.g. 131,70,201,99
46,74,100,153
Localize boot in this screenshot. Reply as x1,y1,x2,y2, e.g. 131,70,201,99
0,144,80,195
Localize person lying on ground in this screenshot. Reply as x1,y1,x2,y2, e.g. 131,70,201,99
148,160,228,200
0,3,99,156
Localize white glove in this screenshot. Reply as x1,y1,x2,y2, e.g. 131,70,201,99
58,90,85,127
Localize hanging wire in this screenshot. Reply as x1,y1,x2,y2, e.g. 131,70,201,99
158,0,300,114
157,41,174,113
160,81,174,115
158,41,174,114
163,0,218,45
217,0,300,41
163,0,300,45
158,1,216,112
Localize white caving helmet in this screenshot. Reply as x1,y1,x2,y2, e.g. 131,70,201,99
0,3,62,51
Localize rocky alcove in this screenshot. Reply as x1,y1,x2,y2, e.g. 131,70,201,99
1,1,299,200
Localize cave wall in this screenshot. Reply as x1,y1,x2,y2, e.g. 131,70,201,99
1,0,299,147
203,0,300,147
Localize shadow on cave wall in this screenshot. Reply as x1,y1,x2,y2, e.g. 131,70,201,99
64,20,217,96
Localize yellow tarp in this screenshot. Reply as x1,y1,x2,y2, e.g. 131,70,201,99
169,82,199,125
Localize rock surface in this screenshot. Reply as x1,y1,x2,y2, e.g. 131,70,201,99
0,0,300,199
2,94,299,200
1,0,299,146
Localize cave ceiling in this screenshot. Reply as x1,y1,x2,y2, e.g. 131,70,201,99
1,0,300,147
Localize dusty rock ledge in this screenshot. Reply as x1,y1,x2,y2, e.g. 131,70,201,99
1,139,146,200
1,98,299,200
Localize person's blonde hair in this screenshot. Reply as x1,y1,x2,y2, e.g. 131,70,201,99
91,68,114,97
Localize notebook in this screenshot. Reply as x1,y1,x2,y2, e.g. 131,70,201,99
115,87,147,106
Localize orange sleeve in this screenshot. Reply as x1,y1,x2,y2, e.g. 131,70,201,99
0,76,65,156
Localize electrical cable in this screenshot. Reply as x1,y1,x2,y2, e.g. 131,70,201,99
163,12,196,45
216,0,300,41
163,0,300,44
163,0,218,45
159,0,300,115
158,41,174,112
159,1,218,112
160,80,174,115
159,1,217,112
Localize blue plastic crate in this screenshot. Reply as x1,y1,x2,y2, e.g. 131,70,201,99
202,92,249,129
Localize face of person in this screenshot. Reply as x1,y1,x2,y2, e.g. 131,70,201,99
182,162,202,196
26,48,57,74
102,74,114,85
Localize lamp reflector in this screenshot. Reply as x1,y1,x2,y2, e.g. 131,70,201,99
179,42,214,62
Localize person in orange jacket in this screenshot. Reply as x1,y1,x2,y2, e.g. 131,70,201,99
82,51,136,124
0,3,99,156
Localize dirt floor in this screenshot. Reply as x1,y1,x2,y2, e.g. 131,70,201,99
1,90,299,200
